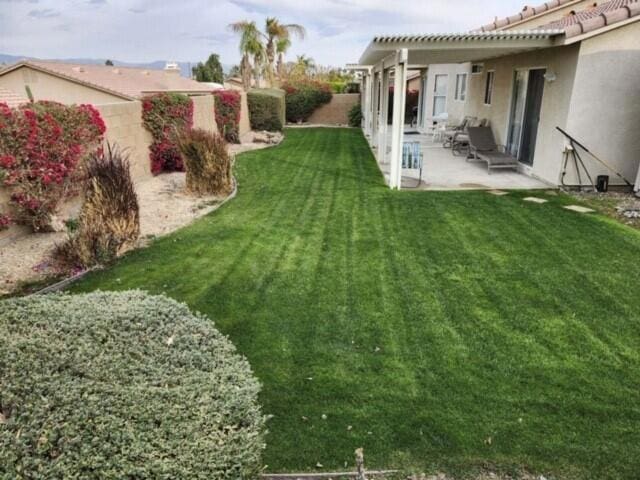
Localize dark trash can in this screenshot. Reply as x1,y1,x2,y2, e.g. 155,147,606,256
596,175,609,192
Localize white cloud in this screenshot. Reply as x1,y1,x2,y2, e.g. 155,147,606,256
0,0,527,67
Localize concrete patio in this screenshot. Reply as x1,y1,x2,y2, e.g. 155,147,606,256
369,129,549,190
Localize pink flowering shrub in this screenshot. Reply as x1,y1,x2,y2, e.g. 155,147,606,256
0,101,106,231
141,93,193,174
213,90,241,143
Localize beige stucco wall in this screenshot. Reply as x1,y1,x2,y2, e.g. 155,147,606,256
307,93,360,125
422,63,471,127
564,21,640,187
464,44,580,185
0,66,127,105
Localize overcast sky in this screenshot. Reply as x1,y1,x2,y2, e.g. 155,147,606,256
1,0,527,67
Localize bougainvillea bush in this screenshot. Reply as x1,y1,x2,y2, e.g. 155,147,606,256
141,93,193,174
282,80,332,123
213,89,241,143
0,291,267,479
0,101,105,231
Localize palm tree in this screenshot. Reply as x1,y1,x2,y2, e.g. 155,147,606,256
229,20,265,90
276,37,291,79
264,18,305,85
293,54,315,78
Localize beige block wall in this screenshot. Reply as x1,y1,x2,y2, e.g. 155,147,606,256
307,94,360,125
238,91,251,139
0,66,127,105
564,21,640,187
464,43,580,185
96,101,153,182
191,94,217,135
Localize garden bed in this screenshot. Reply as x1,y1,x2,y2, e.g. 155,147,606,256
0,134,281,295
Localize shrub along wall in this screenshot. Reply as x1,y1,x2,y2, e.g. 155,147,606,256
0,291,267,479
0,100,105,232
307,93,360,126
213,90,241,143
141,93,194,174
282,80,332,123
247,89,285,132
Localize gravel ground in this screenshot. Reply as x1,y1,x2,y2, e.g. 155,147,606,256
0,133,282,295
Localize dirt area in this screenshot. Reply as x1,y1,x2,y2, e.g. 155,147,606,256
569,189,640,230
0,132,282,296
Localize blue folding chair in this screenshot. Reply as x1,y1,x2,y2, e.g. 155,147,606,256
402,141,423,187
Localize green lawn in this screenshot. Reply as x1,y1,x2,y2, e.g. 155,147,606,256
72,128,640,479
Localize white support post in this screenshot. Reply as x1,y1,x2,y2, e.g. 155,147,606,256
377,68,390,164
416,69,427,130
362,73,370,136
371,72,380,146
389,49,408,190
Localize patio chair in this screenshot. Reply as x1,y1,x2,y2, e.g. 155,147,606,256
442,116,475,148
467,126,519,174
402,141,423,187
452,119,489,157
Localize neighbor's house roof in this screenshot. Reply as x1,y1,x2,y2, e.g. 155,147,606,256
0,61,215,101
0,86,28,108
477,0,640,36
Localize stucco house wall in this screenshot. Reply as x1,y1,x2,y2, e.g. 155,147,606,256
0,66,127,105
422,63,470,127
564,21,640,187
463,43,580,185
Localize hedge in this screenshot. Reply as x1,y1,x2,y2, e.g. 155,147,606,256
282,80,332,124
213,89,241,143
247,89,285,132
0,291,267,479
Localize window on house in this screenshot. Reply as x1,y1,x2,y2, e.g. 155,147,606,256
484,71,495,105
455,74,467,101
432,74,448,117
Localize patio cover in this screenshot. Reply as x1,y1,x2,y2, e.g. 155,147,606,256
359,30,564,66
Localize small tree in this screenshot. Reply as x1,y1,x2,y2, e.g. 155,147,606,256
192,53,224,83
104,59,114,66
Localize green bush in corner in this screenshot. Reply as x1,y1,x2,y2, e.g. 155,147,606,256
283,80,332,124
247,89,285,131
348,103,363,128
0,291,267,479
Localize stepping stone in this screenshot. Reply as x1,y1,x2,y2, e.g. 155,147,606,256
523,197,548,204
487,190,509,196
564,205,595,213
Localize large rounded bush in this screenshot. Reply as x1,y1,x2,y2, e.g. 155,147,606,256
0,291,267,479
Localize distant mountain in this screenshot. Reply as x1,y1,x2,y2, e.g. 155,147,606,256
0,53,234,78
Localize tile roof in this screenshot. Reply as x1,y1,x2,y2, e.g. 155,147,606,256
0,61,215,100
476,0,640,38
539,0,640,36
0,86,28,108
477,0,579,32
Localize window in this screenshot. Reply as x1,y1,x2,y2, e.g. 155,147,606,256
432,74,448,117
471,63,484,75
484,71,495,105
454,74,467,101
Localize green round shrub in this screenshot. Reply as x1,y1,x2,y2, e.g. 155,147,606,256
0,291,267,479
348,103,363,128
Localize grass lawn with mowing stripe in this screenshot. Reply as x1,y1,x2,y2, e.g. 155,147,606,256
72,128,640,479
